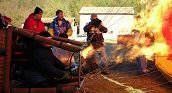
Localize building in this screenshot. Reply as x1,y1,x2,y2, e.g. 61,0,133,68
79,7,135,40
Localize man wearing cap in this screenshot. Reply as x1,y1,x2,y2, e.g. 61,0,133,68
23,7,45,33
83,14,109,75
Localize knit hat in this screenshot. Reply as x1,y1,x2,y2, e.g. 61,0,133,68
34,7,43,14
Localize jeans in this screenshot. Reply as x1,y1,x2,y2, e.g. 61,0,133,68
96,45,107,70
136,55,147,73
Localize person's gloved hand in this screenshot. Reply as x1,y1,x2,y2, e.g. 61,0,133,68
63,71,71,80
60,71,82,83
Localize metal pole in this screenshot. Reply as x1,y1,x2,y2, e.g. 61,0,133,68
78,51,81,89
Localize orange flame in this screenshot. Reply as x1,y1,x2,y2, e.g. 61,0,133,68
114,0,172,63
140,43,168,60
81,45,95,59
133,0,171,56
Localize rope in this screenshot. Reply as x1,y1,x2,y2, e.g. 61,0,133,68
112,70,159,78
141,81,170,91
85,65,160,79
107,0,146,29
103,0,130,25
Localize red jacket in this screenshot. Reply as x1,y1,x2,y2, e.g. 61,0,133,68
23,13,45,33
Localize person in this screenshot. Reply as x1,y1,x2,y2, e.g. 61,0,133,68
90,13,98,20
0,14,4,29
48,9,73,38
0,13,11,29
23,7,45,33
83,14,108,75
23,31,77,87
135,32,155,75
22,7,46,51
48,10,75,67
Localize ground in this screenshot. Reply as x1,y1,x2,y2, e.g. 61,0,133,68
80,62,172,93
78,42,172,93
11,42,172,93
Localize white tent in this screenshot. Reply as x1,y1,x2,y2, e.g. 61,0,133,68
79,7,134,40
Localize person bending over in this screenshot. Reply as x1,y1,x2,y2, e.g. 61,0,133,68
23,31,77,87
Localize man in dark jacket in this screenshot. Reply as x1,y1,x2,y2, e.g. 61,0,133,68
23,31,75,87
84,18,107,48
83,14,109,75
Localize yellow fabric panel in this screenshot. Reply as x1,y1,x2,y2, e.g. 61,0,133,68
58,20,62,26
66,28,73,36
48,29,54,36
155,56,172,83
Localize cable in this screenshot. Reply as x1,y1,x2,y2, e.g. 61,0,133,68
107,0,146,29
103,0,131,26
112,68,159,76
87,67,160,79
141,81,169,90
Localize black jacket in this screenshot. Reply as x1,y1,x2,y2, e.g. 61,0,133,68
84,19,107,48
24,41,67,79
